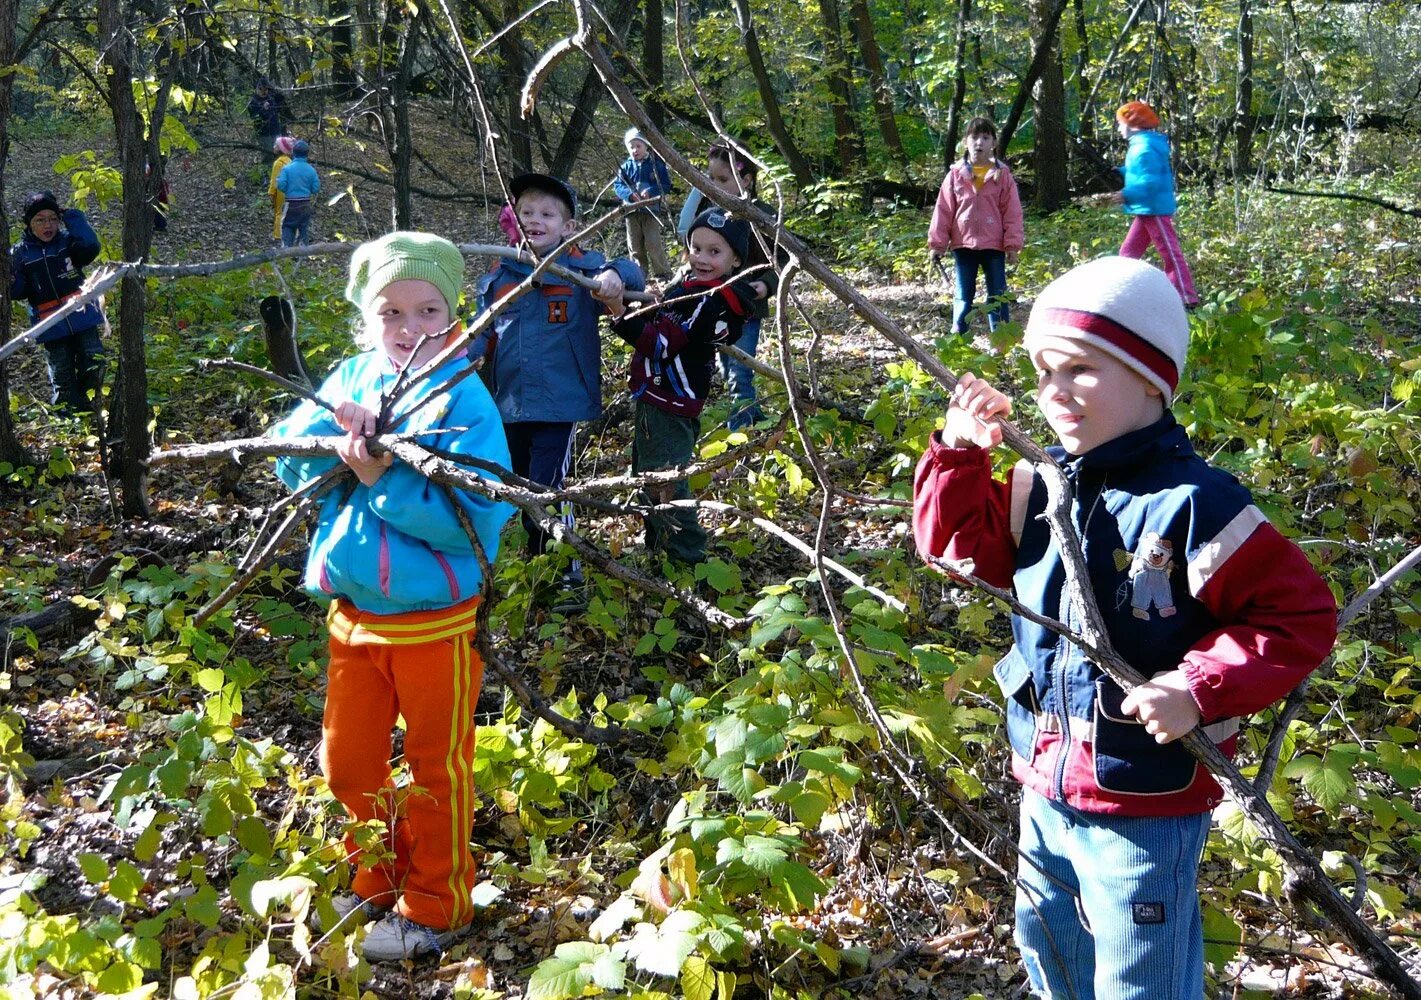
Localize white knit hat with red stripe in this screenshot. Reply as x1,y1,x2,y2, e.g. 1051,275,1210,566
1025,256,1190,402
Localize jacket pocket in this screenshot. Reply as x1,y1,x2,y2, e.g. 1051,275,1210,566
1092,679,1197,795
993,648,1039,763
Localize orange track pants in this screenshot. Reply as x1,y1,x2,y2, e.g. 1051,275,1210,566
321,594,483,930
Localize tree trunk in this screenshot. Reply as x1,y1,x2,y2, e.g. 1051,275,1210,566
0,0,25,465
549,0,636,178
642,0,664,129
817,0,865,175
997,0,1067,155
1071,0,1090,140
943,0,971,170
501,0,532,172
850,0,905,165
329,0,357,97
388,9,419,228
100,0,170,517
1233,0,1254,177
1032,0,1068,211
728,0,815,185
1081,0,1148,129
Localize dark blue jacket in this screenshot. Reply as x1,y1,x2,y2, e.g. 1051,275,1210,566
914,414,1336,816
469,247,643,424
10,209,104,343
613,156,673,215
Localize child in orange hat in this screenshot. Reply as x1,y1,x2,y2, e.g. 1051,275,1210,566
1109,101,1199,307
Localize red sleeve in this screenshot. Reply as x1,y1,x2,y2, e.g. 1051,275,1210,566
912,434,1019,587
1179,523,1337,721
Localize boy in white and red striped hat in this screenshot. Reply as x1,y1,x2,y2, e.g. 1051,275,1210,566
912,255,1335,999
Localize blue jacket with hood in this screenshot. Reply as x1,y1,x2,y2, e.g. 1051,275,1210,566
1117,129,1177,216
10,208,104,342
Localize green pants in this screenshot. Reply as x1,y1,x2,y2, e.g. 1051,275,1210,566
632,401,706,564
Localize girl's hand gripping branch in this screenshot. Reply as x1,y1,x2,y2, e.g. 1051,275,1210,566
333,400,393,487
943,372,1013,449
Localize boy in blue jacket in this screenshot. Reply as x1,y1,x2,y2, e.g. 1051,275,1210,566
275,139,320,247
268,231,514,961
914,256,1334,998
1111,101,1199,307
470,173,642,590
10,192,106,413
613,128,673,279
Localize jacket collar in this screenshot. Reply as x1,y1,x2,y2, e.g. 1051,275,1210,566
1049,412,1191,474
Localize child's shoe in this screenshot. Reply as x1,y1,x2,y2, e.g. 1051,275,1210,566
361,912,467,961
313,891,394,933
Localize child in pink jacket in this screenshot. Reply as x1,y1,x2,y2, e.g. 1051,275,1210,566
927,117,1025,335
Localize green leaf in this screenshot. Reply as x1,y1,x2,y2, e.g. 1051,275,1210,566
80,853,111,884
681,955,715,1000
94,961,144,995
108,860,146,904
235,816,273,858
1202,903,1240,969
526,941,613,1000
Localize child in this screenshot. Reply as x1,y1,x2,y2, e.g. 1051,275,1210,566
267,232,515,961
268,136,295,241
677,143,778,429
912,256,1336,999
469,173,643,589
604,208,754,564
1111,101,1199,307
926,116,1024,335
275,139,319,247
613,127,673,279
9,191,105,414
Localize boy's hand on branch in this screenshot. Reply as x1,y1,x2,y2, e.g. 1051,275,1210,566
593,269,625,303
943,372,1011,449
1119,669,1202,744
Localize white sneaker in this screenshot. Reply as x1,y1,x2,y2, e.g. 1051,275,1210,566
313,891,393,933
361,912,467,962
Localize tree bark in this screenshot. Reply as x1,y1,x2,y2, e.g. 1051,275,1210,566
997,0,1067,156
728,0,815,185
817,0,865,175
501,0,532,172
386,7,420,228
1070,0,1090,139
329,0,357,96
850,0,905,165
1233,0,1254,177
549,0,634,177
1032,0,1068,210
942,0,971,169
642,0,664,129
0,0,25,465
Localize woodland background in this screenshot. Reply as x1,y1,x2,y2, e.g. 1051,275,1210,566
0,0,1419,998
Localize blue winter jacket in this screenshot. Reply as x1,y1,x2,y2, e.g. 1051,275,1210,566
268,347,515,615
10,209,104,343
468,248,643,424
276,157,321,200
613,156,672,214
1117,130,1177,216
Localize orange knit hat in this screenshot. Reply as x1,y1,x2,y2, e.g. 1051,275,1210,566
1116,101,1161,130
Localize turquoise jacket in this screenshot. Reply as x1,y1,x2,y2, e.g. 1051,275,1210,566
276,156,321,201
1117,130,1177,217
268,349,514,615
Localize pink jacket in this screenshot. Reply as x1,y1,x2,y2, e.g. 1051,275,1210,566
927,158,1025,254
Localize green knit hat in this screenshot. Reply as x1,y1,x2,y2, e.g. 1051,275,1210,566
345,231,466,314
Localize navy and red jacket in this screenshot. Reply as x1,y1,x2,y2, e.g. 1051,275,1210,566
10,209,104,343
913,414,1336,816
612,277,752,419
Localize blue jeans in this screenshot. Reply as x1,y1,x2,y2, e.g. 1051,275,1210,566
952,248,1008,333
281,199,313,247
720,317,763,430
42,328,105,413
1015,789,1209,1000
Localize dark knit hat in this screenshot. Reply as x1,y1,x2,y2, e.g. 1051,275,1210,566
510,172,578,218
686,208,750,263
346,231,467,314
23,191,59,225
292,139,310,157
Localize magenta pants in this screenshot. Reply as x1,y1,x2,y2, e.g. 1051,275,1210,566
1119,215,1198,306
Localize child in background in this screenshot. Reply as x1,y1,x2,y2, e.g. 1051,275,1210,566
268,232,514,961
1111,101,1199,307
276,139,320,247
470,173,643,594
268,136,295,241
926,116,1024,335
678,143,778,429
9,191,106,414
613,127,673,279
603,208,754,564
913,256,1335,999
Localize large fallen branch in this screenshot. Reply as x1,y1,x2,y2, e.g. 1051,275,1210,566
560,4,1421,994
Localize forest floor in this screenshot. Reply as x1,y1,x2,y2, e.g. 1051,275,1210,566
3,106,1415,1000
